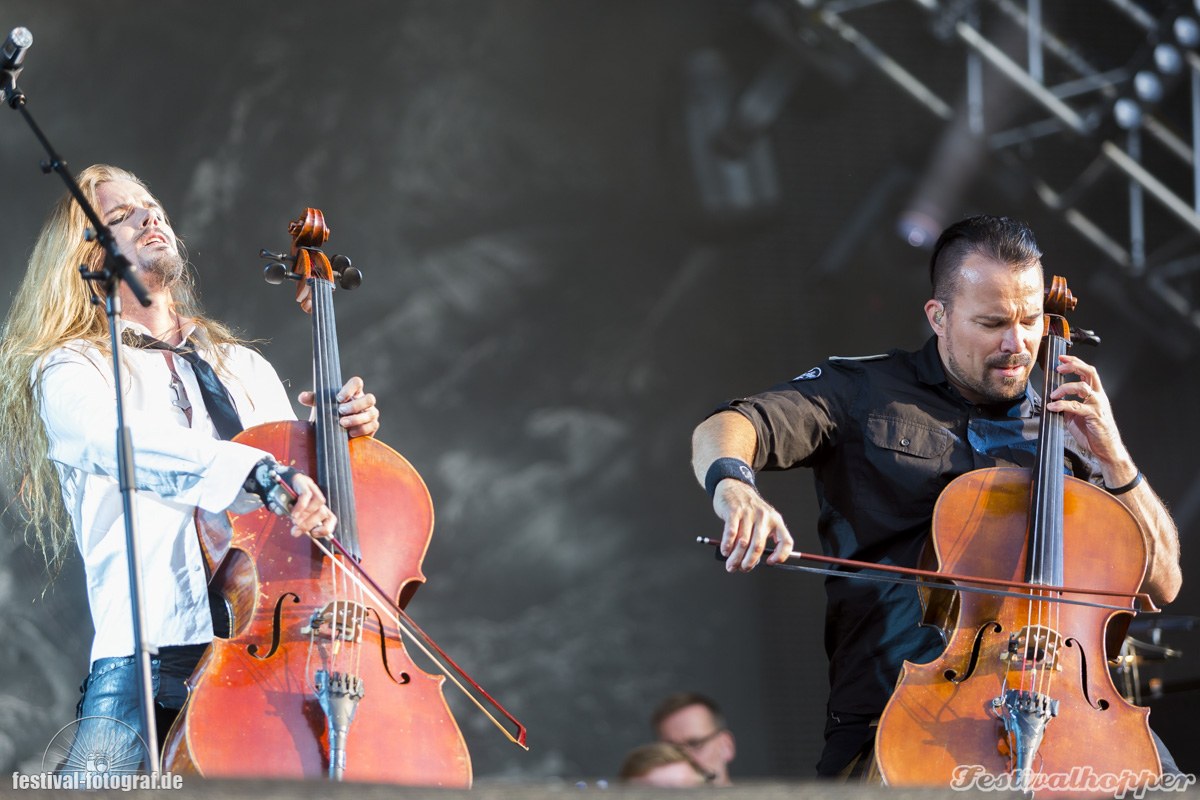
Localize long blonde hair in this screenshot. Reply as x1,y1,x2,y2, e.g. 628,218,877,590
0,164,244,575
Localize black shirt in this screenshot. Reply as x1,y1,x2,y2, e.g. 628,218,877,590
715,336,1101,773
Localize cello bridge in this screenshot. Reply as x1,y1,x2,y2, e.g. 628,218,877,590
1001,625,1062,671
302,602,367,643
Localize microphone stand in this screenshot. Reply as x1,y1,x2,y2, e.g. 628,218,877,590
4,58,161,774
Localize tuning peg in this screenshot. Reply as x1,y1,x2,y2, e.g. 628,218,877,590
1071,327,1101,346
331,254,363,291
259,248,295,263
263,262,290,284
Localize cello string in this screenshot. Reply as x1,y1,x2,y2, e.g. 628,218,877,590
315,276,338,664
307,534,529,749
325,281,347,666
1023,425,1041,700
327,273,364,661
328,274,367,678
1029,333,1058,703
324,269,358,560
334,296,361,672
1038,335,1054,702
305,622,320,691
1029,352,1048,702
1047,336,1067,700
1042,333,1068,704
1032,328,1067,711
1058,332,1074,704
317,274,349,669
1032,331,1058,700
312,265,370,683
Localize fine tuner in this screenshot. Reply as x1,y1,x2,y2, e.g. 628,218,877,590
259,248,363,290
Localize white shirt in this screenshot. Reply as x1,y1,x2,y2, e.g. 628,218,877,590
37,321,297,664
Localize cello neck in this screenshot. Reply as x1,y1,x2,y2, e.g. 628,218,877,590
309,265,360,560
1027,313,1071,588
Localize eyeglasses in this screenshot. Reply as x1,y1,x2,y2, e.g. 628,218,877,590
666,728,724,751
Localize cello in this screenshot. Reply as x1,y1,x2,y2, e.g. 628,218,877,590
873,276,1161,796
162,209,524,783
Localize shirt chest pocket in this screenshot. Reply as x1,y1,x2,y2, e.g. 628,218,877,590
856,414,956,515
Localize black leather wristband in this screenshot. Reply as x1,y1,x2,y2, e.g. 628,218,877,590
1104,470,1143,496
243,457,301,516
704,457,757,499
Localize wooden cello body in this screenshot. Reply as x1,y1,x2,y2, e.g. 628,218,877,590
875,469,1158,794
875,278,1161,797
162,210,471,785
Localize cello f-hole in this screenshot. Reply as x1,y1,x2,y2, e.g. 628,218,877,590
365,605,411,686
1063,637,1109,710
246,592,302,660
945,621,1003,684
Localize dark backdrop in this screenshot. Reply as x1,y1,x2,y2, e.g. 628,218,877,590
0,0,1196,783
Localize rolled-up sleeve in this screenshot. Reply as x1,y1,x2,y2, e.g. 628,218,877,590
712,363,852,472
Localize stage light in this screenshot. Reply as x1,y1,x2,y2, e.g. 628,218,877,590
1113,97,1143,129
1109,13,1194,132
1173,16,1200,48
896,210,941,249
1134,70,1164,103
1153,43,1183,75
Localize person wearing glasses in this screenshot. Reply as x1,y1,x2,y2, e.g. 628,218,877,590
651,692,735,786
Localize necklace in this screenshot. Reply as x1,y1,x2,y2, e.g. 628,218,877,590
160,351,193,425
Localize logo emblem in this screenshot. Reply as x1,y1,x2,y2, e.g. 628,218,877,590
794,367,822,381
42,716,148,777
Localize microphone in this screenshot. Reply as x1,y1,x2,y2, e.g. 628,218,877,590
1,26,32,104
1,27,31,70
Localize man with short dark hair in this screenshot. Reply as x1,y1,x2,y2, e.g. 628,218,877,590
691,215,1181,778
651,692,735,786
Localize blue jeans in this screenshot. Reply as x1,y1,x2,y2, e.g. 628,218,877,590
59,645,206,775
57,655,159,776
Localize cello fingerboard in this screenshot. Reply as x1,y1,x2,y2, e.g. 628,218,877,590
1027,317,1069,589
310,273,360,560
